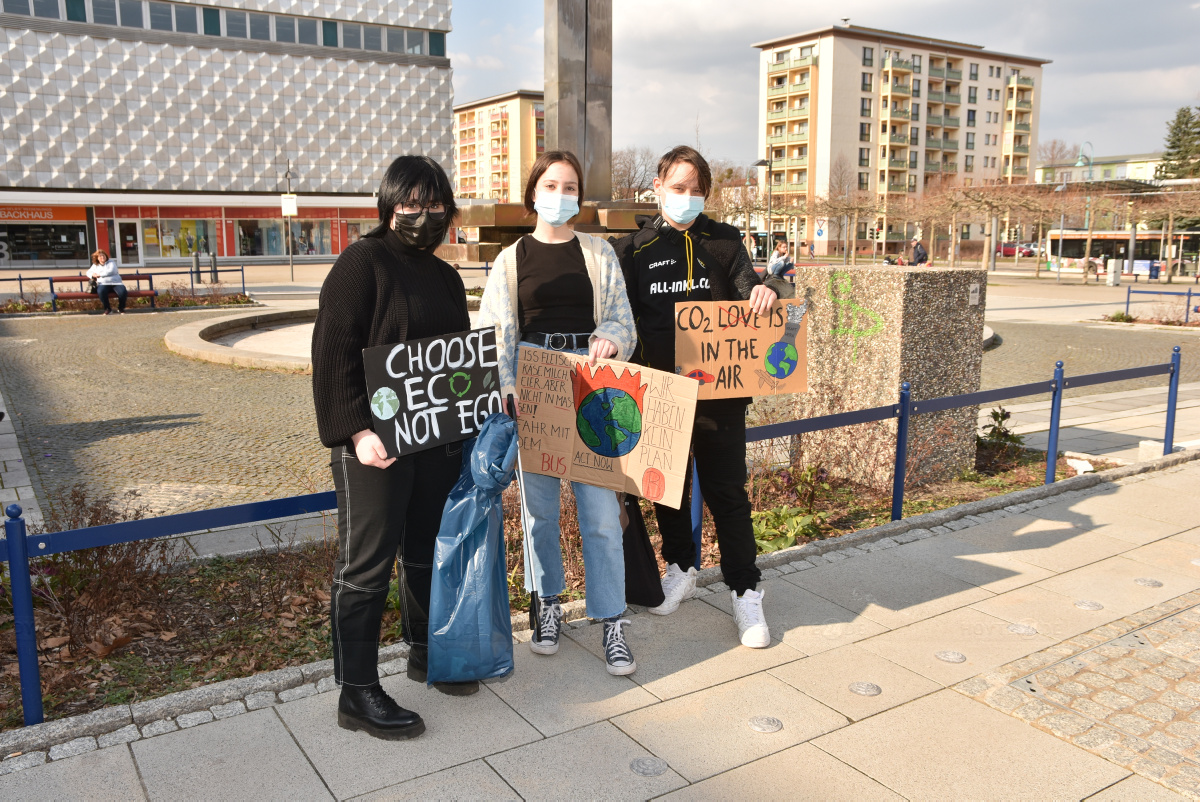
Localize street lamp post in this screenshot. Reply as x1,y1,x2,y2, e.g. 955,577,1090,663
753,153,774,260
1053,179,1067,284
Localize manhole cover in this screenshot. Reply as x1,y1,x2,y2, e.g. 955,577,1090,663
936,650,967,663
630,757,668,777
1075,600,1104,611
748,716,783,733
1008,623,1038,636
849,682,882,696
1135,578,1164,588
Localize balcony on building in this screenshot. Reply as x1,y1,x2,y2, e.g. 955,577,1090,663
882,54,913,72
887,182,907,193
768,83,788,95
886,83,912,97
787,130,808,142
1013,121,1032,133
942,139,959,151
789,105,809,118
768,133,786,144
944,92,962,105
943,115,961,128
924,162,941,173
490,109,508,120
1009,98,1033,110
1008,166,1029,176
787,156,808,167
926,89,944,103
1008,75,1035,88
926,113,944,127
889,133,909,145
946,68,963,81
884,107,911,120
928,65,945,79
767,108,787,119
888,158,909,170
942,162,958,173
925,139,942,151
1012,144,1030,155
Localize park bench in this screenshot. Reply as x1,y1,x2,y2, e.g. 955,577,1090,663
47,274,158,312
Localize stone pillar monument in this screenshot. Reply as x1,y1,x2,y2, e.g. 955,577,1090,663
544,0,612,202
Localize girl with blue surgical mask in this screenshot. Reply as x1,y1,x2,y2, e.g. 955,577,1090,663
477,150,640,677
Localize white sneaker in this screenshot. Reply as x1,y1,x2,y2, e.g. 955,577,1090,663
731,589,770,648
648,563,697,616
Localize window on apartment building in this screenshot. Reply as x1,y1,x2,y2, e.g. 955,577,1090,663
275,16,295,41
858,173,870,190
983,134,989,145
860,123,871,142
66,0,86,20
406,29,424,53
912,79,921,98
774,50,788,63
1102,167,1112,179
912,55,921,73
202,6,219,34
772,76,786,87
965,133,975,150
967,109,976,127
363,26,382,50
147,2,171,29
118,0,142,26
909,152,918,169
322,20,337,46
429,31,445,56
969,63,979,81
988,65,995,77
877,146,885,161
862,46,873,67
250,13,271,40
879,171,886,183
774,148,785,159
860,98,872,116
342,23,361,48
862,72,873,92
911,127,920,144
964,155,974,172
20,0,55,17
90,0,114,24
295,18,318,44
224,10,246,37
911,104,919,121
961,223,971,239
968,86,977,104
772,124,784,136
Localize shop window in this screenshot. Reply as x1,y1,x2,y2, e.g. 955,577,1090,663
342,23,360,49
249,14,270,41
140,220,161,259
290,220,333,256
32,0,58,17
225,10,246,37
238,220,287,257
274,16,294,42
174,4,197,32
323,20,338,47
363,26,382,51
345,220,377,246
429,31,445,57
158,220,214,257
297,18,318,45
0,223,89,264
202,7,220,35
118,0,142,27
66,0,86,20
92,0,117,25
148,1,172,30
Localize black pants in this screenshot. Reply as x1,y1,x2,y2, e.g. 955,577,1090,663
329,442,462,686
653,399,761,594
98,284,127,312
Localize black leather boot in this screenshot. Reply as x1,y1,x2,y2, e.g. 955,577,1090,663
337,683,425,740
406,644,480,696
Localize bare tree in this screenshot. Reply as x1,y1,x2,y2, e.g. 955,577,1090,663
611,146,658,201
1037,138,1080,167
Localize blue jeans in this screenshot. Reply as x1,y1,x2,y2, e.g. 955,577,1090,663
98,283,127,312
516,343,626,620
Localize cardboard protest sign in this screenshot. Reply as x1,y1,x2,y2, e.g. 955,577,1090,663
515,346,698,509
674,300,808,400
363,328,503,458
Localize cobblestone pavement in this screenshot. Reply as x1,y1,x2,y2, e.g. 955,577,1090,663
959,590,1200,797
982,321,1200,398
0,311,329,514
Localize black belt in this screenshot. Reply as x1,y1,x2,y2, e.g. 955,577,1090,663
521,332,592,351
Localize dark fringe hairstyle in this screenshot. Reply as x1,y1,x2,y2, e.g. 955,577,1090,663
657,145,713,199
365,155,459,238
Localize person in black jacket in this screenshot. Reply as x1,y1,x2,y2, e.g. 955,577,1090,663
311,155,472,741
911,237,929,265
613,146,790,649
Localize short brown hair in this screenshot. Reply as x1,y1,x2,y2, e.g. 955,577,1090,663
523,150,584,214
657,146,712,198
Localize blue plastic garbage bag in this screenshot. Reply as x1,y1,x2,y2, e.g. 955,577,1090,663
427,413,519,684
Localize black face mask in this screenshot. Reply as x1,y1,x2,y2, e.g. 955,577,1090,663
392,210,448,250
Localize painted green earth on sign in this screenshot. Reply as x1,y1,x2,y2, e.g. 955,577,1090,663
370,387,400,420
576,388,642,458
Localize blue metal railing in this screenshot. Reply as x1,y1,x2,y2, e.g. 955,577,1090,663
0,347,1184,726
1126,287,1197,323
0,266,247,311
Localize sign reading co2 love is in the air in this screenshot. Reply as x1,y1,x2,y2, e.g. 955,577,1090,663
363,328,503,458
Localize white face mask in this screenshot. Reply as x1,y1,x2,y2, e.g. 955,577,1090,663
661,192,704,225
533,192,579,227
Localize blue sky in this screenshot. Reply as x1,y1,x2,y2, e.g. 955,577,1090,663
448,0,1200,164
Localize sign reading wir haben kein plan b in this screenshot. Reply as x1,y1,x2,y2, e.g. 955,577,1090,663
363,328,503,459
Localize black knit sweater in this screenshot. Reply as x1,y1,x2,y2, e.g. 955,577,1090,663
311,231,469,448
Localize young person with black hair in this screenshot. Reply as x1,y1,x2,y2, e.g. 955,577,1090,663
312,155,471,741
613,146,791,649
478,150,639,676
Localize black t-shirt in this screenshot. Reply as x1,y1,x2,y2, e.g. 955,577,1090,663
516,235,596,334
627,227,716,372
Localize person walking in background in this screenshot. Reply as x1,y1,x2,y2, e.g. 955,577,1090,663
87,250,127,315
614,145,790,649
911,237,929,265
478,150,639,676
312,154,471,742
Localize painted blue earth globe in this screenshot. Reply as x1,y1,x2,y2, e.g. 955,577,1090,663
370,387,400,420
765,342,799,379
576,388,642,458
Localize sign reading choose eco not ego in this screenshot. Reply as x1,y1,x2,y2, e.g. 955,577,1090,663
363,328,503,458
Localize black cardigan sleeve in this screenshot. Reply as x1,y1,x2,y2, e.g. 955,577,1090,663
311,251,376,448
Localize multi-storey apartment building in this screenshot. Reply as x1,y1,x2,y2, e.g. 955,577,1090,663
452,90,545,202
754,23,1048,255
1036,152,1164,185
0,0,451,268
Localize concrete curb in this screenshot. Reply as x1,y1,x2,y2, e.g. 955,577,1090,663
982,325,997,349
5,447,1200,767
163,308,318,372
0,303,263,320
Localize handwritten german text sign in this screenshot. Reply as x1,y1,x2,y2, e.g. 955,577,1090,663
515,346,698,509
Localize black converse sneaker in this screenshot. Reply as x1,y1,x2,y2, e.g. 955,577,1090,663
602,618,636,676
530,596,563,655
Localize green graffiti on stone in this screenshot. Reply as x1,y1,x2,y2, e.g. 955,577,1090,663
829,271,884,363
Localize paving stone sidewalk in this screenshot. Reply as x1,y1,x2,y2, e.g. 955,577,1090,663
6,461,1200,799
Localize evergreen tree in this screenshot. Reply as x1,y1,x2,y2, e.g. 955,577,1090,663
1160,106,1200,179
